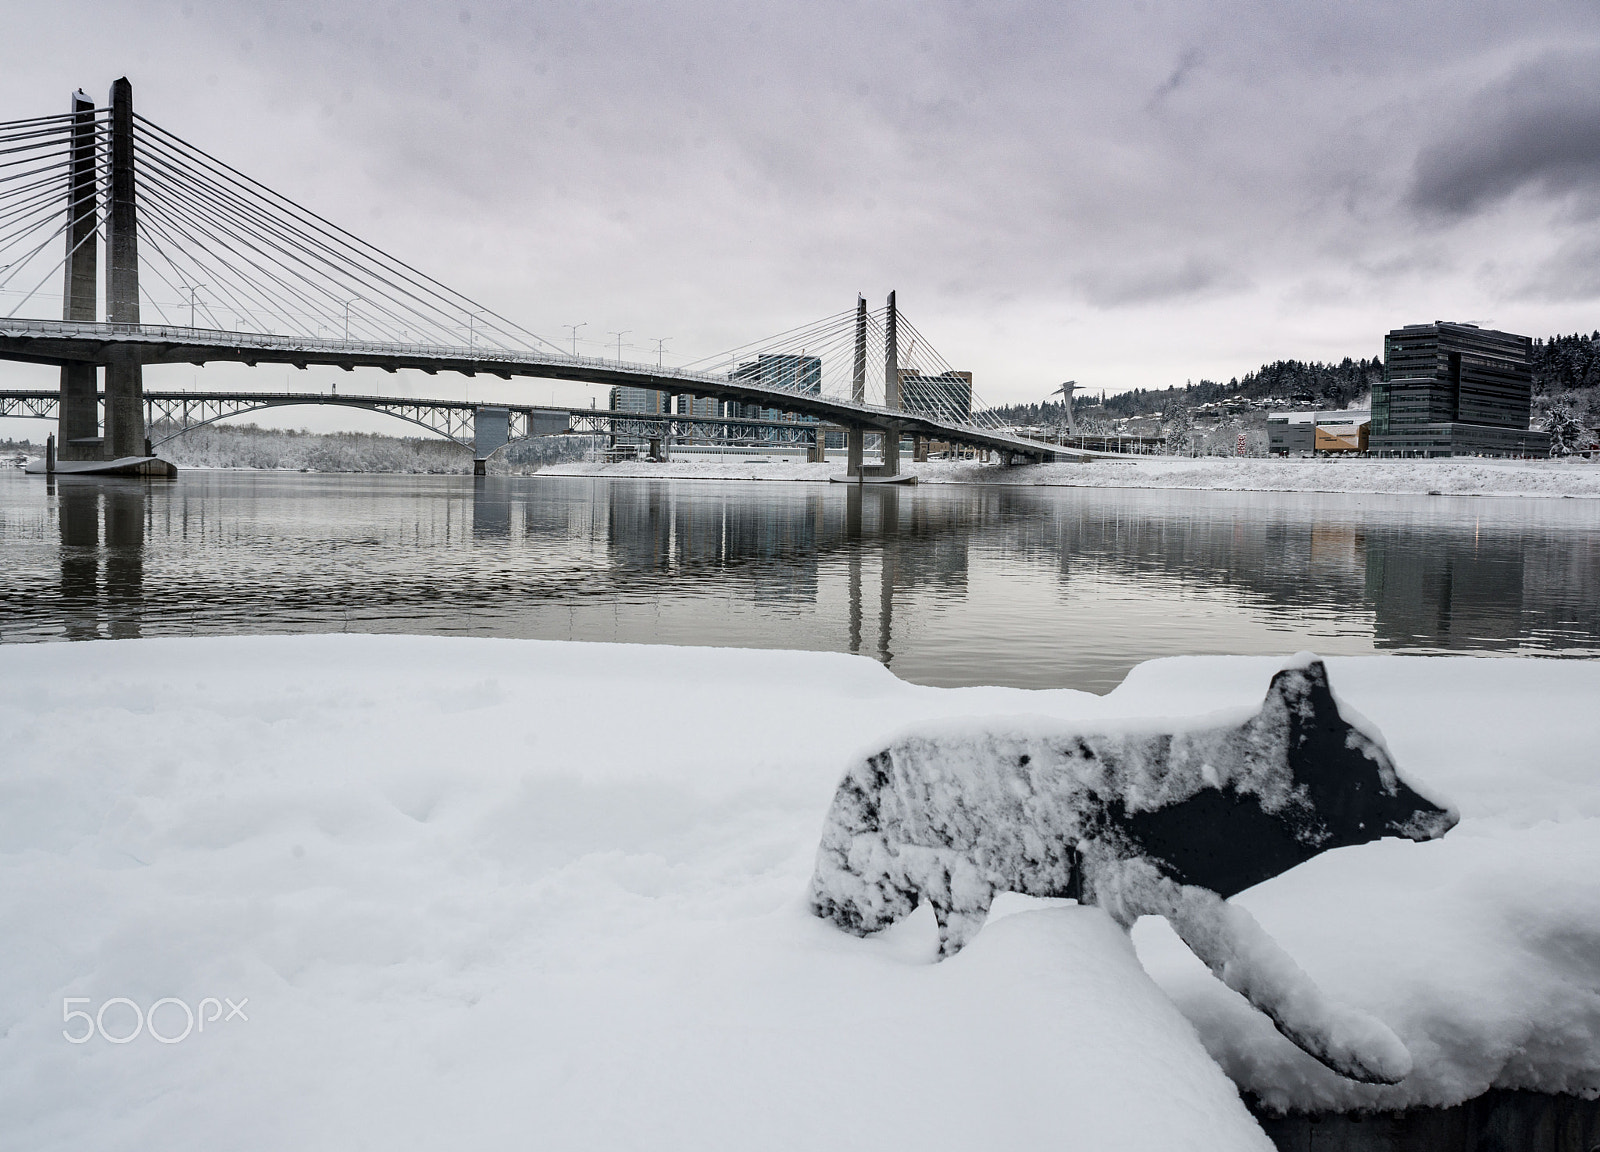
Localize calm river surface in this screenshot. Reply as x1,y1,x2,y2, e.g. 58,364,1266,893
2,470,1597,691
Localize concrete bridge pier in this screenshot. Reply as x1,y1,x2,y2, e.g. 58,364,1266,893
846,428,864,477
473,405,510,477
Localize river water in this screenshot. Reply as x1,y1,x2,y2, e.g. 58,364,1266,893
2,470,1597,691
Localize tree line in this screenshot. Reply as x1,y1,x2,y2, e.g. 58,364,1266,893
989,331,1600,426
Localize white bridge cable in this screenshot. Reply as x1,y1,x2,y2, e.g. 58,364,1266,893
130,116,509,344
131,115,565,355
131,157,422,341
132,140,517,348
132,129,524,348
0,115,106,319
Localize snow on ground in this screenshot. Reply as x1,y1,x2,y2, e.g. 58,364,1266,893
543,454,1600,498
1,639,1597,1150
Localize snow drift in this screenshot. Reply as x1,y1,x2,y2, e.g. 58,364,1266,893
0,637,1596,1149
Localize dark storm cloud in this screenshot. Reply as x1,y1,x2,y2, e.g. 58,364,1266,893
1411,53,1600,217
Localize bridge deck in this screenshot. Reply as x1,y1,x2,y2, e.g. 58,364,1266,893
0,320,1087,462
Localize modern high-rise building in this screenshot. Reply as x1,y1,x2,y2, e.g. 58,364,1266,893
609,385,671,416
1372,322,1549,457
898,370,972,420
729,353,821,422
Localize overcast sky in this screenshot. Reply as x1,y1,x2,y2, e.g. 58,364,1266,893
4,0,1600,430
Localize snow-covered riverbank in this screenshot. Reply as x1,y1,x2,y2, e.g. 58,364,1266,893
3,637,1596,1150
544,454,1600,498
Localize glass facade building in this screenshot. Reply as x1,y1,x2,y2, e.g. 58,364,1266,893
729,353,822,422
1372,323,1548,457
898,370,973,421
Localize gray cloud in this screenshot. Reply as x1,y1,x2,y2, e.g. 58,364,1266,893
1147,49,1204,111
3,0,1600,412
1411,53,1600,217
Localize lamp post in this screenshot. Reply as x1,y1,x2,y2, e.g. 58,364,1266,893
343,298,365,341
185,283,206,329
564,322,586,357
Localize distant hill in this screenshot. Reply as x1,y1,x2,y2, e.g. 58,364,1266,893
986,331,1599,425
989,356,1382,425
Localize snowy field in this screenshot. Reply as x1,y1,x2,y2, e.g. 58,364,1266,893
544,453,1600,498
2,637,1597,1150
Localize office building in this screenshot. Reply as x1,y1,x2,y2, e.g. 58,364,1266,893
1267,410,1370,455
1372,323,1548,457
898,370,973,420
729,353,821,422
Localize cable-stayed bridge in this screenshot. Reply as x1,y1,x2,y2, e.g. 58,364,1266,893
0,79,1076,475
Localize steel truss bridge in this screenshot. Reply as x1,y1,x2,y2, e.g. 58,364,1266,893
0,80,1086,473
0,386,837,456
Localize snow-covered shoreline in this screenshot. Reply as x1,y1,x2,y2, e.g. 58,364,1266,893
3,636,1596,1149
542,454,1600,499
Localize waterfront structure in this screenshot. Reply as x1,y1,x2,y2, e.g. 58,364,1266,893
899,370,973,421
1372,323,1549,457
1267,410,1370,455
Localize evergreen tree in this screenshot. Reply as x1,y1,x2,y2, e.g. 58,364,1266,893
1543,401,1586,457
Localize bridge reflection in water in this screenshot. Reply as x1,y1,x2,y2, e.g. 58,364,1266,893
6,475,1597,690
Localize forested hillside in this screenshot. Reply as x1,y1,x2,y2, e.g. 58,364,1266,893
1532,332,1600,395
989,332,1600,426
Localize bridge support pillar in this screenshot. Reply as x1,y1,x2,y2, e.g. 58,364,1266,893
880,290,900,477
474,458,487,476
913,435,928,462
846,428,863,477
104,77,146,460
58,90,101,462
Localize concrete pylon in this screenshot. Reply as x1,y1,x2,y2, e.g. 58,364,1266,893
58,90,100,461
881,290,899,476
847,295,868,477
103,77,146,460
852,295,866,405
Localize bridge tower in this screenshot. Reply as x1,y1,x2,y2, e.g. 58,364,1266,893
847,295,866,477
57,90,100,461
881,289,900,476
103,77,146,459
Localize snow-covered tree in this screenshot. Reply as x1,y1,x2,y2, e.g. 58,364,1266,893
1543,401,1585,457
1162,403,1194,456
